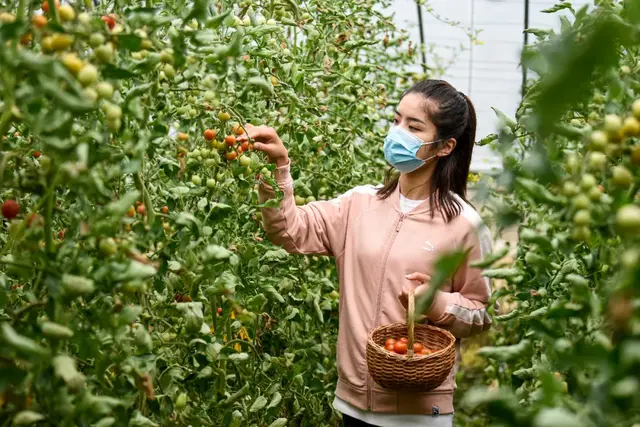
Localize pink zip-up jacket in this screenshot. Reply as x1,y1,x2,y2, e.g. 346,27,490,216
259,161,493,415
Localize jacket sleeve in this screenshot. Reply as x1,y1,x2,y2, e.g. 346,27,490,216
258,160,354,256
426,223,494,338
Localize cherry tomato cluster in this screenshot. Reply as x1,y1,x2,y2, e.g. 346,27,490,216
203,122,252,165
384,337,432,356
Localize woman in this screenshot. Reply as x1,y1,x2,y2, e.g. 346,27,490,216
237,80,493,427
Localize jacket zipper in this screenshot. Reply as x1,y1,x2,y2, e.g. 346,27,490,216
367,212,405,410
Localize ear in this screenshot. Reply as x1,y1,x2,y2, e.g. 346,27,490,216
438,138,457,157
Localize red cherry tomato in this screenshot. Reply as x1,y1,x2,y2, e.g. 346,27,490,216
101,14,116,30
385,338,396,347
393,341,408,355
385,343,395,352
399,337,408,343
413,343,424,353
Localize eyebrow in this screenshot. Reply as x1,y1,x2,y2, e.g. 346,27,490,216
394,110,426,125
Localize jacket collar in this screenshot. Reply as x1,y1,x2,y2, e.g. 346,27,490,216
391,183,435,216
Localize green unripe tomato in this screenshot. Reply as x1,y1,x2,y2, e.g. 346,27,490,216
89,33,106,48
206,178,216,188
580,174,597,190
611,165,634,188
590,130,608,151
191,175,202,186
588,186,602,201
563,182,579,197
175,393,188,410
99,237,117,256
587,152,607,171
616,204,640,233
572,194,590,210
573,209,591,226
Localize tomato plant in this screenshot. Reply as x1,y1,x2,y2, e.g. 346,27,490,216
458,2,640,426
0,0,456,425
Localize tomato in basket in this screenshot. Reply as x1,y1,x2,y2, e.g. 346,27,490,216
393,341,408,354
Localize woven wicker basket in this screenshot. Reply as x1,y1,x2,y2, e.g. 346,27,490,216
366,290,456,391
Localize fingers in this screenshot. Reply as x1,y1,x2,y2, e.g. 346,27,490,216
405,272,431,283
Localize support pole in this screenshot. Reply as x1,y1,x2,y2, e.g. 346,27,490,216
522,0,530,97
416,2,427,72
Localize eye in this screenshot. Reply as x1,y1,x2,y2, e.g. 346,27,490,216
393,118,399,125
408,126,419,132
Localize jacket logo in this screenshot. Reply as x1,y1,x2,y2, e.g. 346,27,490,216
422,240,435,252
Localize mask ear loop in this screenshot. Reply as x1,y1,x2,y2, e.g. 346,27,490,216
418,139,444,163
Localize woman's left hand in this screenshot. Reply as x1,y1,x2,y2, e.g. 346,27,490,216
398,272,431,312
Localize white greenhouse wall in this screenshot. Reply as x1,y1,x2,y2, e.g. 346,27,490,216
389,0,590,173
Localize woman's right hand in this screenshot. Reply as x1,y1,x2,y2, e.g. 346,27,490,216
237,124,289,167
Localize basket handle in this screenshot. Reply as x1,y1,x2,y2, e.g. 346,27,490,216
407,289,415,356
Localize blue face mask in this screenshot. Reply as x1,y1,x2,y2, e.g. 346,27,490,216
383,125,440,173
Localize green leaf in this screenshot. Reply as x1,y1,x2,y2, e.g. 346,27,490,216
13,411,45,425
414,249,470,316
267,392,282,409
117,34,144,51
128,411,159,427
476,133,498,147
268,419,288,427
249,395,268,412
53,354,86,388
61,274,96,296
115,261,157,281
1,323,50,357
41,321,74,339
491,107,516,130
540,2,574,14
203,245,232,261
247,294,267,311
228,352,250,362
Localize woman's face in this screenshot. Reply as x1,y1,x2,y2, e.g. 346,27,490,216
392,93,455,162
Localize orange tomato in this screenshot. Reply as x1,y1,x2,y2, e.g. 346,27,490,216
161,206,168,214
225,135,236,146
233,123,245,135
399,337,408,344
225,151,238,161
385,338,396,347
42,0,60,13
413,343,424,353
204,129,216,141
32,15,47,28
385,343,395,352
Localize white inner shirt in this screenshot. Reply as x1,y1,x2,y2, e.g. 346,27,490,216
399,194,426,214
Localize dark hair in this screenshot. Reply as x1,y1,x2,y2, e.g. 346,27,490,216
377,79,477,222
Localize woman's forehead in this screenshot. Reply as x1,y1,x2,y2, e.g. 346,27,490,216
397,93,436,126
